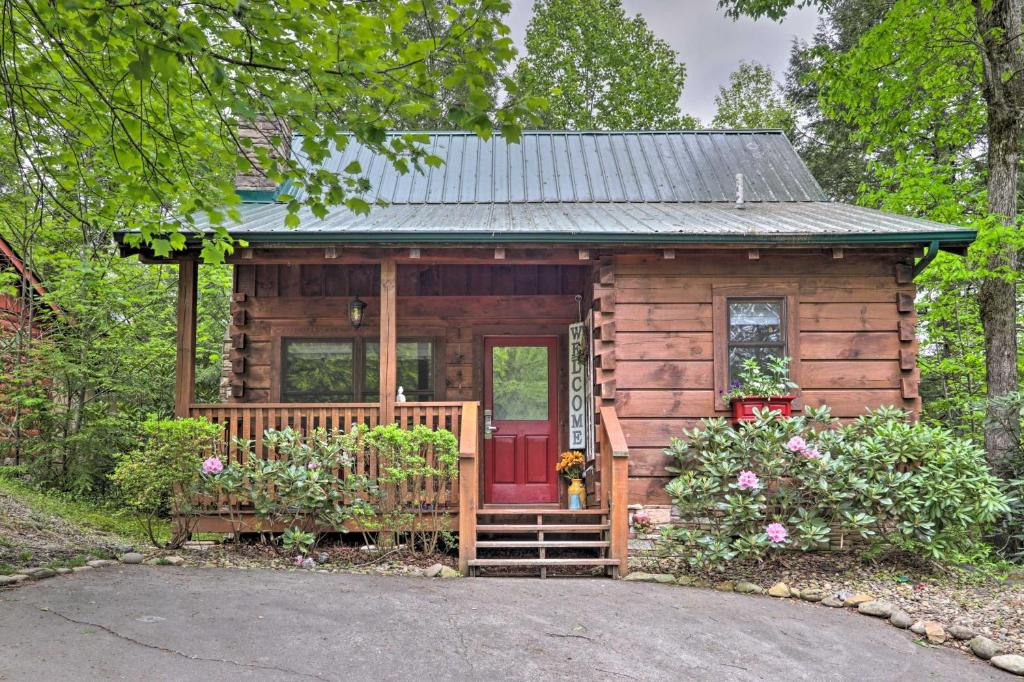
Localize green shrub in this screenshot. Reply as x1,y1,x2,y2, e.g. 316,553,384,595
343,422,459,554
661,406,1009,568
200,427,372,552
110,417,223,548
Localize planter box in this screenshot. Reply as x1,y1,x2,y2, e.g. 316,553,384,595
730,395,796,423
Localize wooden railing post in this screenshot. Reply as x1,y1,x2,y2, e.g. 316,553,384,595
174,257,198,418
379,258,397,425
458,401,480,575
599,406,630,577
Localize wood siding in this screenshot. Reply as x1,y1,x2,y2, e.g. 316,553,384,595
228,263,589,413
595,250,920,507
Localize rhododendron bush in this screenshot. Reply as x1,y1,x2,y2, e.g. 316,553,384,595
661,406,1009,567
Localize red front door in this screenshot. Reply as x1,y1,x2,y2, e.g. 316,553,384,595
483,336,559,504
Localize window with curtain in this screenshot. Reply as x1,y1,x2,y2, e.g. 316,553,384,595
726,299,786,384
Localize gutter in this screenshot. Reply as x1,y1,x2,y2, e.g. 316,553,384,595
114,229,978,250
912,239,942,278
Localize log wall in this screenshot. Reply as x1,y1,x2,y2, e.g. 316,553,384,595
591,249,920,507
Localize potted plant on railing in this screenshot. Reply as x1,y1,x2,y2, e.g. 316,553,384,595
722,356,799,423
556,450,586,510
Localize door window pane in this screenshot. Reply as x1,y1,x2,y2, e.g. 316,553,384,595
365,340,435,401
491,345,549,420
282,340,354,402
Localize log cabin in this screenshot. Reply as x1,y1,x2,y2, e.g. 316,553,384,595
117,129,975,577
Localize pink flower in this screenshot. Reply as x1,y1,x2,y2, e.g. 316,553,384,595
737,470,760,490
293,555,304,566
766,523,788,543
803,447,821,459
786,436,807,453
633,510,651,525
307,461,320,470
202,457,223,475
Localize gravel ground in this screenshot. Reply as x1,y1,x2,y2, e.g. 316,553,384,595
636,550,1024,658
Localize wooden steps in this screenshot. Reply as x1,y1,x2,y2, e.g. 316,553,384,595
471,507,617,578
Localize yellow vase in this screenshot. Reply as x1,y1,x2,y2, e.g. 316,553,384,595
568,478,585,510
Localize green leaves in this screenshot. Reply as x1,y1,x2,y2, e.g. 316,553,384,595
513,0,697,130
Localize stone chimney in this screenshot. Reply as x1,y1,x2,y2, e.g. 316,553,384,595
235,117,291,192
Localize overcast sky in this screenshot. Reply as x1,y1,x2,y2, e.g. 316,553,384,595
505,1,821,124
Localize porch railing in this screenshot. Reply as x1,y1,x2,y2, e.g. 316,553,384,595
189,401,476,511
598,406,630,577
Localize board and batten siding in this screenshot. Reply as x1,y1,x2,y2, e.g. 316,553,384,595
593,250,920,508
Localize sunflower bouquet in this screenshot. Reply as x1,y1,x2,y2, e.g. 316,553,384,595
555,450,585,480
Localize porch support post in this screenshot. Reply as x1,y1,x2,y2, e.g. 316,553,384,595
458,401,480,575
174,257,198,418
379,258,398,424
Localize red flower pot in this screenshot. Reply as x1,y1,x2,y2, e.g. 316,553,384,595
730,395,796,423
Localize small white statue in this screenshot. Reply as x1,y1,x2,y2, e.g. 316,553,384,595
396,386,407,403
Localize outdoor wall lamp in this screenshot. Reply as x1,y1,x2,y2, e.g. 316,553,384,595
348,296,367,328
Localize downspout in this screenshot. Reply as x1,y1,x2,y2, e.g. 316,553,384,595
912,240,941,279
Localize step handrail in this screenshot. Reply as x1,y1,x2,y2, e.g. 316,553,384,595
458,401,480,575
599,406,630,577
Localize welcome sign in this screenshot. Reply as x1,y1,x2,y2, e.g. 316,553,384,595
568,321,588,450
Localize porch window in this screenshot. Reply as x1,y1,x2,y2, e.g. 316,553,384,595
364,340,436,402
281,339,355,402
281,338,436,403
726,299,786,384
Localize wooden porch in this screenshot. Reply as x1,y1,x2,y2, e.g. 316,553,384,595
172,253,631,577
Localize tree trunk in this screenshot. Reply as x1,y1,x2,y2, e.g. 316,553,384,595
974,0,1023,473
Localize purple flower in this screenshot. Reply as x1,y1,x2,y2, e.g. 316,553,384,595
766,523,788,543
307,461,320,470
293,555,305,566
786,436,807,453
803,447,821,460
202,457,223,475
737,470,760,491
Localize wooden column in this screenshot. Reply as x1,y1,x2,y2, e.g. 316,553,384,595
379,258,398,424
458,401,480,575
174,258,199,418
599,406,630,578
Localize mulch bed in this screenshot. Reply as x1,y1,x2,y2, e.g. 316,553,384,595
635,550,1024,657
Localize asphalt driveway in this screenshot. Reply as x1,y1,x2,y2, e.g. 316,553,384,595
0,567,1005,681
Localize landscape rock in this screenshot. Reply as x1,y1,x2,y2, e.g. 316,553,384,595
969,636,1001,661
734,582,763,595
857,600,893,618
22,568,56,580
424,563,444,578
821,596,845,608
889,610,914,629
55,568,73,575
0,575,28,587
768,582,791,598
439,566,461,578
676,575,697,586
714,581,736,592
924,621,946,644
843,593,874,608
799,589,824,602
946,625,977,641
86,559,115,568
910,621,927,635
164,556,185,566
71,566,93,573
623,572,673,583
991,654,1024,676
120,553,144,565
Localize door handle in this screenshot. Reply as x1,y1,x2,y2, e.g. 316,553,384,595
486,425,499,433
484,409,497,439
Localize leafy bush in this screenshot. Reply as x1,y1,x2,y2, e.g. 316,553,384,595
722,356,797,401
986,391,1024,561
661,406,1009,568
342,423,459,554
110,417,223,548
200,427,372,550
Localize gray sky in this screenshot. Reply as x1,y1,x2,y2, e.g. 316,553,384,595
505,1,821,124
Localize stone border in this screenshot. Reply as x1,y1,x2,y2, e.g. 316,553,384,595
0,552,188,590
623,572,1024,677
